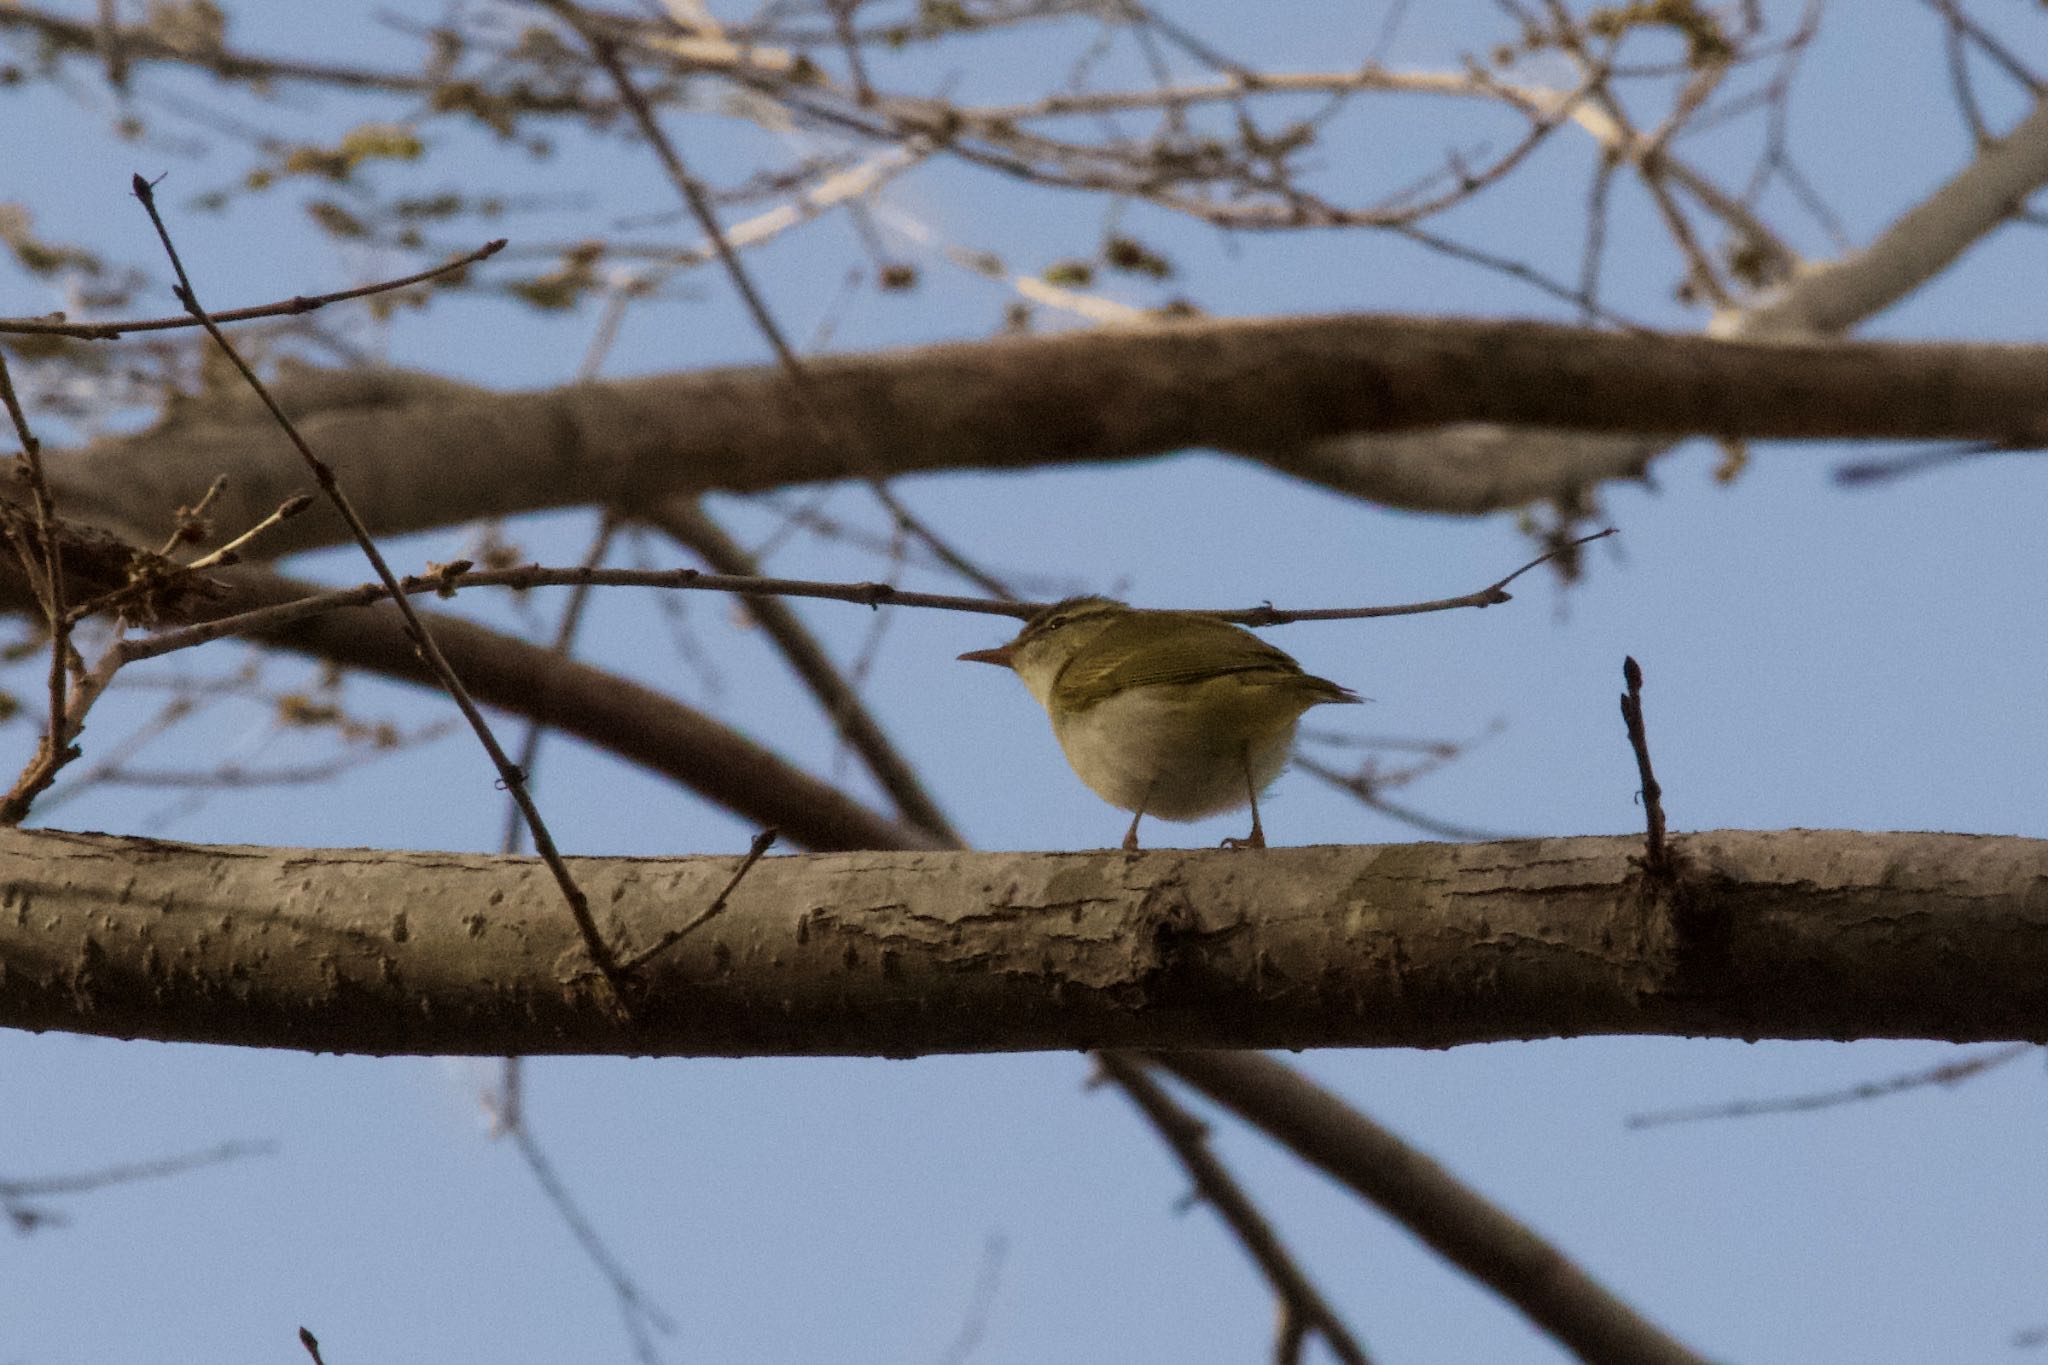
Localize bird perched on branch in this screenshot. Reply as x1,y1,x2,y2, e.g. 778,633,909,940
960,596,1360,850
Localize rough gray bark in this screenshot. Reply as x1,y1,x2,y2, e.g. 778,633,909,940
5,827,2044,1056
50,316,2048,556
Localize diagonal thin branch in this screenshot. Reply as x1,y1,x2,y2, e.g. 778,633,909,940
1097,1053,1373,1365
129,174,632,1009
1156,1051,1712,1365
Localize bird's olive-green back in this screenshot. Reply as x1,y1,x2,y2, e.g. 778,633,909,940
1050,611,1357,711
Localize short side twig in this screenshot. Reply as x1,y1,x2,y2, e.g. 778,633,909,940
621,827,778,974
185,494,316,570
1619,655,1669,877
1234,527,1616,625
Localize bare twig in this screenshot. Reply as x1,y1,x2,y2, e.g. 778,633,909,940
1627,1043,2036,1128
0,348,79,823
1619,655,1669,877
0,240,506,338
933,1234,1008,1365
502,1121,676,1365
186,493,315,570
128,174,631,1010
621,827,778,974
1832,439,2025,487
1097,1054,1373,1365
120,530,1619,662
1,1138,275,1201
1232,528,1616,624
1294,753,1509,843
154,475,229,558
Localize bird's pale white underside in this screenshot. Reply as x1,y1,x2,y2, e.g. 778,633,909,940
1047,674,1307,821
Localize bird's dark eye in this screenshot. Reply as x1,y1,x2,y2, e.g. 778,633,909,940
1046,614,1069,631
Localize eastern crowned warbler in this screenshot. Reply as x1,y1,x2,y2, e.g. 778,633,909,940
959,596,1361,850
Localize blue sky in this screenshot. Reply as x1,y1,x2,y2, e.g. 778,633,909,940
6,4,2048,1362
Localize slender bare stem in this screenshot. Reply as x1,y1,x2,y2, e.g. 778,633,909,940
0,348,78,823
0,241,506,339
119,529,1617,663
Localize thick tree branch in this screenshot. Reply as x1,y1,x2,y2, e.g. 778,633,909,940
52,315,2048,557
5,828,2046,1055
1305,90,2048,513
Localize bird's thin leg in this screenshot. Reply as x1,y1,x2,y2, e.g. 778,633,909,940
1123,784,1153,851
1224,749,1267,849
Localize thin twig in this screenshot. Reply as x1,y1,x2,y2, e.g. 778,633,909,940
1096,1054,1373,1365
1294,754,1509,843
154,474,230,558
1235,527,1616,623
933,1234,1008,1365
186,493,316,570
0,348,78,823
1626,1042,2036,1129
128,173,632,1012
0,240,506,338
0,1138,276,1199
119,529,1619,662
503,1121,675,1365
621,827,778,974
1832,439,2024,487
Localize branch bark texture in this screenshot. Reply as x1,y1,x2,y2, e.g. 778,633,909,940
5,827,2045,1055
52,316,2048,556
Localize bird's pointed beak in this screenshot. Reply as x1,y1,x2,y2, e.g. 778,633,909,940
957,644,1016,668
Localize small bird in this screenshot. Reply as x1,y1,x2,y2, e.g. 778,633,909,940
959,596,1361,850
